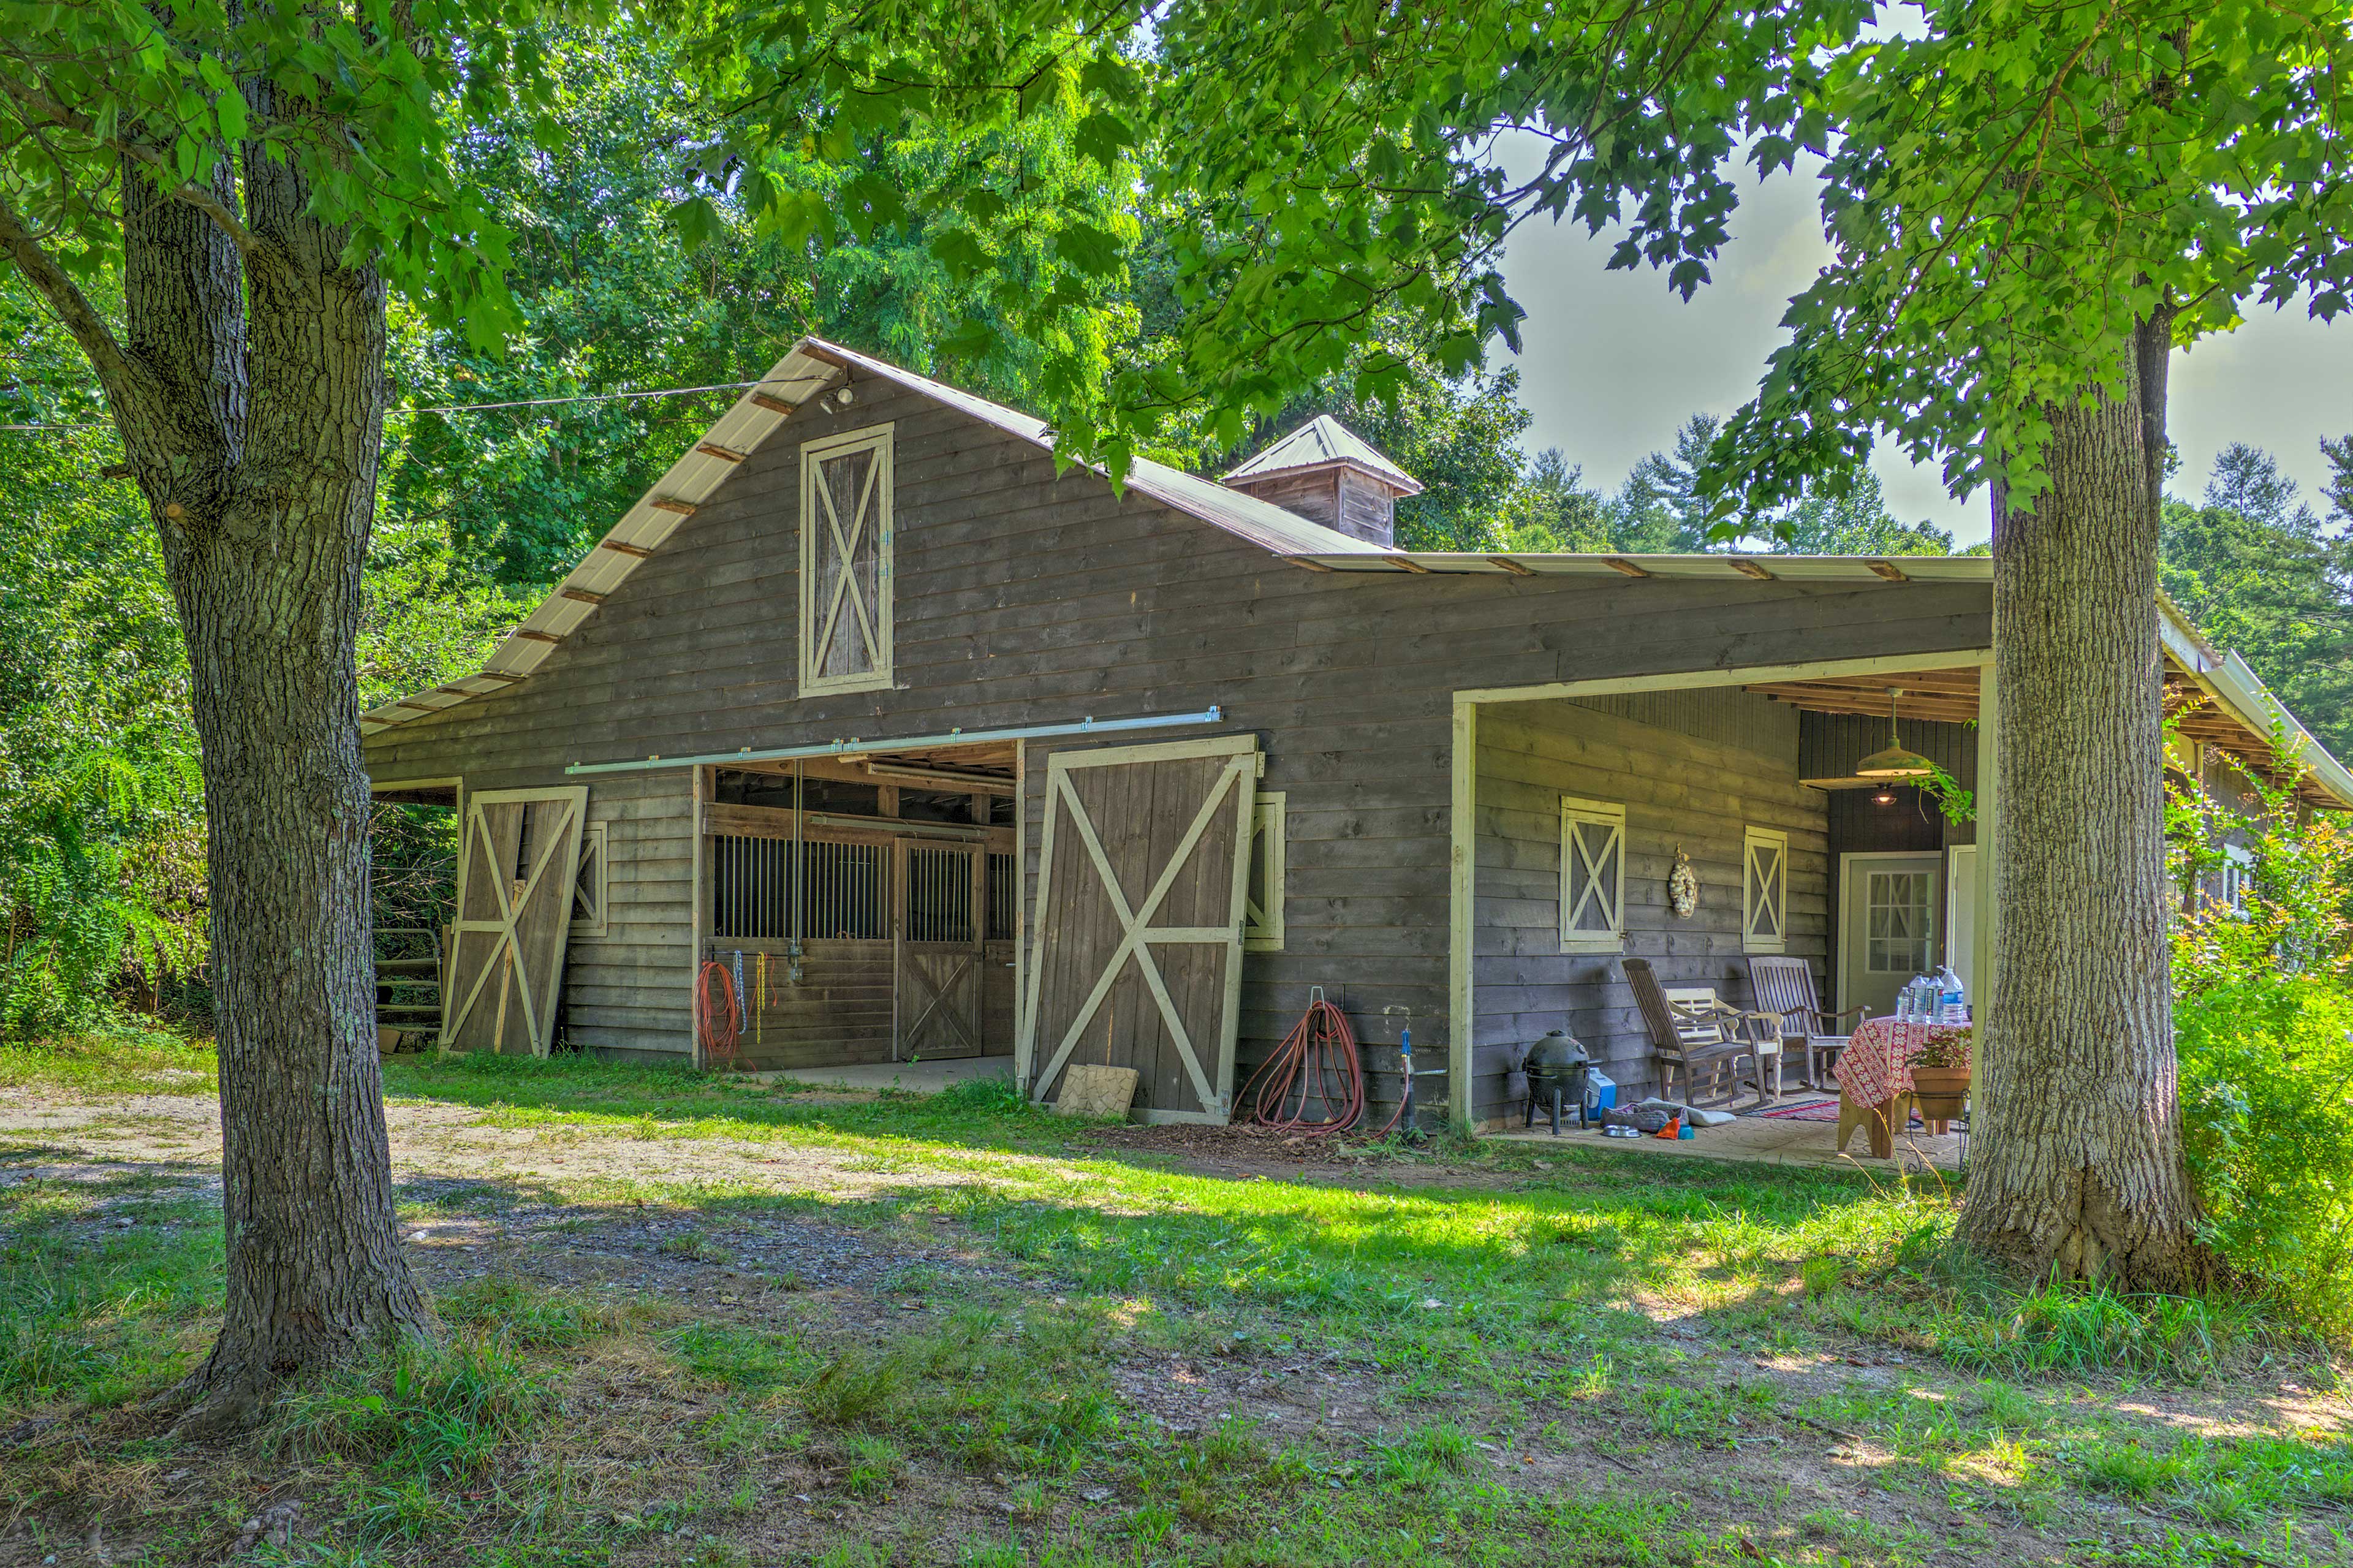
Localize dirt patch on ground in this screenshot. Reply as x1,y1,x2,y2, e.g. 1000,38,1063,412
6,1079,2348,1568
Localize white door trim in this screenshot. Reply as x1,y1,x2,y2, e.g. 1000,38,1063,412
1836,850,1946,1015
1944,843,1980,994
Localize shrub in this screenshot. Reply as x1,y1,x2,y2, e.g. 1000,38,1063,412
2175,975,2353,1328
2167,714,2353,1333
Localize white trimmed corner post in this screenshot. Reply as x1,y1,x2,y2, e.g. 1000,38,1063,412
1448,696,1478,1130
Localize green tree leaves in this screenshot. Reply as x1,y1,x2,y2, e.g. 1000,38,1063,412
671,0,1877,475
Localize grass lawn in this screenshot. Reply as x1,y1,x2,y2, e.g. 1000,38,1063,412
1,1038,2347,1566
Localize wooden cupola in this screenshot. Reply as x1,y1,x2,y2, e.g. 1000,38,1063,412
1221,415,1422,547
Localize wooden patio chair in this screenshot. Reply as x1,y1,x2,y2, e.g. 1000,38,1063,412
1623,958,1764,1108
1744,955,1868,1091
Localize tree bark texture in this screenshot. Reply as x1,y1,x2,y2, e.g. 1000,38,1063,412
99,132,425,1426
1963,336,2205,1289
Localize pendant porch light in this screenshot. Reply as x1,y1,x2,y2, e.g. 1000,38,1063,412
1856,687,1934,780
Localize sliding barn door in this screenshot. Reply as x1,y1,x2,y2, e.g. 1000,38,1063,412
441,787,589,1057
1018,735,1260,1124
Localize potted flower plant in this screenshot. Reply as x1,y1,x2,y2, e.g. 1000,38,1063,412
1908,1027,1972,1122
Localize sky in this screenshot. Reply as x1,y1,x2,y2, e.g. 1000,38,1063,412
1498,159,2353,548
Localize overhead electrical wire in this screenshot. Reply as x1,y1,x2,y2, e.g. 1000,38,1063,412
0,373,811,433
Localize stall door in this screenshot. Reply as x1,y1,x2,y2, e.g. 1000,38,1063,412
897,843,983,1059
1018,735,1260,1124
442,787,588,1056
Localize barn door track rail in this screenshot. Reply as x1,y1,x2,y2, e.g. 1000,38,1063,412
564,706,1226,776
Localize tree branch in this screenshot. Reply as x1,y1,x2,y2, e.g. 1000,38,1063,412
0,193,155,415
0,75,262,256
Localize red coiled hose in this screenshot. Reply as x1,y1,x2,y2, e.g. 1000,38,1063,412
1239,996,1407,1138
695,960,741,1062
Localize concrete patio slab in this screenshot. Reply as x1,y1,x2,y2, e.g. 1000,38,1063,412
1495,1100,1962,1174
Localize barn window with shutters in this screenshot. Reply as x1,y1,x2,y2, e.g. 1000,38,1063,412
798,424,895,695
1559,797,1626,953
1245,792,1286,952
1744,825,1788,953
572,822,608,939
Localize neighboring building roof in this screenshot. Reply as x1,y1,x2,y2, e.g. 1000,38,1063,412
1222,414,1423,495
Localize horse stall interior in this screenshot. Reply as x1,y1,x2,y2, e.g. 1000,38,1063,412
699,747,1019,1071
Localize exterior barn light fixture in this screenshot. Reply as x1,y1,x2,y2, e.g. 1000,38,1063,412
1856,687,1935,781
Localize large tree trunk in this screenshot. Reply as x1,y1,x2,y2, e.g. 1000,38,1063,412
1961,327,2205,1288
112,140,426,1431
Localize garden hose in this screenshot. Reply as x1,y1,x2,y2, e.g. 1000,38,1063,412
695,958,741,1062
1239,996,1408,1138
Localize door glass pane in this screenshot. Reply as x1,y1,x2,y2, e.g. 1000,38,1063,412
1865,869,1933,972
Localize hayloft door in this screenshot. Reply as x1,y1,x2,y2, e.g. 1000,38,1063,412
442,787,589,1056
1018,735,1260,1124
896,841,984,1059
799,425,894,696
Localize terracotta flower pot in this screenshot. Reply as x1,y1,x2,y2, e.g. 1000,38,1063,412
1910,1065,1971,1123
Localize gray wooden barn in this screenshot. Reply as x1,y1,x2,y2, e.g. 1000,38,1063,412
361,338,2353,1127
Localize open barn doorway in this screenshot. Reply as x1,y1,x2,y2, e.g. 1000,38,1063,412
368,778,460,1055
700,743,1018,1074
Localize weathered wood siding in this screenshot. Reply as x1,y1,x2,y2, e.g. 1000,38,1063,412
1335,472,1395,547
365,365,1995,1108
1472,694,1828,1112
561,771,694,1055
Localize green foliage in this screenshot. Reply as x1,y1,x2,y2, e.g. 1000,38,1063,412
382,25,1145,586
2169,733,2353,1329
1711,4,2353,515
1206,351,1533,551
2175,977,2353,1328
673,0,1870,471
0,0,556,350
0,286,206,1033
2161,444,2353,761
1501,413,1965,559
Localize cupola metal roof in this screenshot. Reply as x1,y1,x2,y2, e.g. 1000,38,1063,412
1222,414,1423,495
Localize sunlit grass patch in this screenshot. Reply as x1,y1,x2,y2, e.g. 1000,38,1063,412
0,1178,222,1415
0,1022,216,1097
435,1275,667,1349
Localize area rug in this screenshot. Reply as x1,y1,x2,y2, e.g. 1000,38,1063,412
1754,1098,1952,1132
1754,1099,1841,1122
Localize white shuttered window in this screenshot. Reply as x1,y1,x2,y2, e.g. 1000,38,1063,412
1744,826,1788,953
1559,798,1626,953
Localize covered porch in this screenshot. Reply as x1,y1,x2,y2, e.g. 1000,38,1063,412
1444,605,2345,1134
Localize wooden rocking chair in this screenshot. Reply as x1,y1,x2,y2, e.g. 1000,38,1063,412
1623,959,1768,1108
1743,955,1868,1090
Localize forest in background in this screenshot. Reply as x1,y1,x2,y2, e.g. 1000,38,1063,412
4,26,2352,1034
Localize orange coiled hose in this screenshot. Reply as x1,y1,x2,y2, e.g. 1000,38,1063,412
695,960,741,1062
1239,996,1406,1137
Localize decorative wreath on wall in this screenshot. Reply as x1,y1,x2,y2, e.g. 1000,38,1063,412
1668,849,1699,918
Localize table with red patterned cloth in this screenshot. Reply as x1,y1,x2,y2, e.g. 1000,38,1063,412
1834,1016,1972,1107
